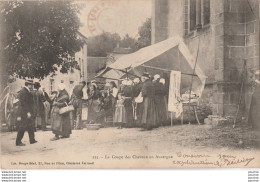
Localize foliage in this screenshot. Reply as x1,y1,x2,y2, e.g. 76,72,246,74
120,34,136,49
87,32,121,57
135,18,151,50
87,17,151,57
0,1,84,80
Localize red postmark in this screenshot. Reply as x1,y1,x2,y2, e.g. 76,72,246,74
87,0,127,36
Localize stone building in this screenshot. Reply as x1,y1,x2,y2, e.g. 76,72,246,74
152,0,259,118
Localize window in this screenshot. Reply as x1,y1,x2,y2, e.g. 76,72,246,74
49,79,54,94
79,57,83,78
185,0,210,34
81,59,84,77
189,0,196,31
203,0,210,25
69,81,74,90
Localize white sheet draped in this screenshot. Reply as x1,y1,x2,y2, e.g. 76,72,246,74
168,70,183,118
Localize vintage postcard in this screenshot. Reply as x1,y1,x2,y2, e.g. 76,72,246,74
0,0,260,169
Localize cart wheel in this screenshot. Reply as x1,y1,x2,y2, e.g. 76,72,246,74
6,113,12,132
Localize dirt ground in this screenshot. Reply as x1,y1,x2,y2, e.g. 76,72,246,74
1,122,260,168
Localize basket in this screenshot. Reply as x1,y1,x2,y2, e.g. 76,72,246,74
59,103,74,115
85,124,101,130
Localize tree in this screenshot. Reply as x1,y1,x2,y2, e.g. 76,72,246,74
135,18,151,50
120,34,136,49
87,32,121,57
0,1,83,82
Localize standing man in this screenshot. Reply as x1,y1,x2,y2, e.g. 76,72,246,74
42,87,51,127
16,79,37,146
33,82,46,130
71,81,87,130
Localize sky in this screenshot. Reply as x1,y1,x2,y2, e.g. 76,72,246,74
77,0,152,38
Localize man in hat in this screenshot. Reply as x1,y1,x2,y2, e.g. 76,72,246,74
140,72,158,130
71,81,87,129
16,79,37,146
32,82,47,130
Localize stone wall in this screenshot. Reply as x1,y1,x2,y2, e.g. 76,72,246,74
152,0,259,121
244,0,260,119
152,0,169,44
213,0,259,118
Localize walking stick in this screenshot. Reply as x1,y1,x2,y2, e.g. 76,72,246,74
233,60,246,128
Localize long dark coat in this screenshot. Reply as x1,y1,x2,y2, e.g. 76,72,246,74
248,84,260,129
17,87,35,131
123,86,134,127
141,79,158,129
51,89,71,137
32,89,46,117
154,81,168,125
88,90,102,122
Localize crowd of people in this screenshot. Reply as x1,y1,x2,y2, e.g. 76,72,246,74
14,72,171,146
13,69,260,146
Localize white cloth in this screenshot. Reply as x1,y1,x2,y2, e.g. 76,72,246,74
126,80,133,86
82,107,88,121
159,78,165,85
58,83,65,91
122,80,128,85
112,87,118,98
133,78,140,83
153,74,160,81
82,86,88,100
168,70,183,118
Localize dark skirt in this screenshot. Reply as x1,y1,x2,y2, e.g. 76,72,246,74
136,102,144,126
88,99,102,123
248,86,260,129
141,97,158,129
154,95,168,125
124,98,134,127
51,106,71,137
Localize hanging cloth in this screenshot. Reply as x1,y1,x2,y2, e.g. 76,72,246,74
168,70,183,118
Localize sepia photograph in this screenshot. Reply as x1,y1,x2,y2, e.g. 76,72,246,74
0,0,260,169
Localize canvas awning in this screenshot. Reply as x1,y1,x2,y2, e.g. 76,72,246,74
96,34,207,96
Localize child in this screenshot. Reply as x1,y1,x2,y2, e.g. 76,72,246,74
114,92,127,129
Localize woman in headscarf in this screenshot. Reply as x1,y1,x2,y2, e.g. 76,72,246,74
87,84,102,123
248,70,260,130
160,78,169,124
122,80,134,127
141,72,157,130
153,74,168,126
109,81,118,123
50,83,72,141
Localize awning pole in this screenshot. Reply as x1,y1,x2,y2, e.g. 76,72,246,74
118,69,140,78
188,37,200,125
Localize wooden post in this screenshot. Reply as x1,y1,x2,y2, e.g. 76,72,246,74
171,112,173,126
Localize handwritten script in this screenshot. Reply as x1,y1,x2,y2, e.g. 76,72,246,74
173,152,255,167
